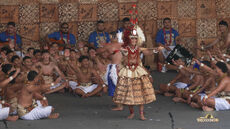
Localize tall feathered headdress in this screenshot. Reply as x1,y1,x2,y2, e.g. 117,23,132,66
129,4,145,46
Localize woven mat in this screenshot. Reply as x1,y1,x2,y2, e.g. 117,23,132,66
197,19,217,39
0,5,19,23
40,22,59,38
137,1,157,21
78,4,97,21
98,2,119,21
178,19,196,37
178,0,196,18
19,3,39,24
197,0,216,18
77,21,96,41
157,1,177,18
58,2,78,22
40,4,59,22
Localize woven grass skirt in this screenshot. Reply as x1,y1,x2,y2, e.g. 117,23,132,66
113,66,156,105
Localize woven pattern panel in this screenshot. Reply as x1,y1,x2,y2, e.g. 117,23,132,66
0,5,19,23
19,3,39,24
98,2,119,21
178,0,196,18
77,21,96,41
178,19,196,37
40,4,59,22
78,4,97,21
157,1,177,18
197,0,216,18
0,0,228,59
137,1,157,21
40,22,59,38
197,19,217,39
216,0,230,18
58,3,78,22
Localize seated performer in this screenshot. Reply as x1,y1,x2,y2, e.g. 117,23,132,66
200,62,230,111
88,20,111,48
0,65,21,121
11,55,22,68
57,48,78,92
113,28,157,120
0,22,22,49
157,59,192,96
17,71,59,120
47,23,76,50
156,18,179,73
32,49,42,63
187,61,216,108
71,56,104,98
203,20,229,54
25,47,35,58
21,56,33,72
0,100,18,121
33,50,67,94
171,61,205,103
0,22,24,57
0,46,11,64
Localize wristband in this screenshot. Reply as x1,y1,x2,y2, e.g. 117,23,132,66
204,95,208,99
152,50,158,53
178,65,183,69
211,58,215,61
227,58,230,62
102,84,106,88
200,63,204,67
201,46,204,50
223,54,226,57
43,97,47,100
167,83,171,87
190,94,193,98
9,76,13,81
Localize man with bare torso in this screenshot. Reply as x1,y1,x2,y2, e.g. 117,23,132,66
1,64,22,115
157,59,192,96
17,70,59,120
201,62,230,111
33,50,67,94
0,64,21,121
57,48,78,92
73,56,104,98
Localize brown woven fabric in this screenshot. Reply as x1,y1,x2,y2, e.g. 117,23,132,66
113,75,156,105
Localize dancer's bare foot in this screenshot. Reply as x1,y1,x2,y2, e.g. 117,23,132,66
48,113,59,119
164,92,174,97
111,107,123,111
140,114,146,121
155,90,162,94
127,114,135,119
202,106,214,111
172,97,186,103
190,102,200,108
6,116,18,121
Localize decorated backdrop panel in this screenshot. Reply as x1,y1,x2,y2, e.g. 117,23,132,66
0,0,228,68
